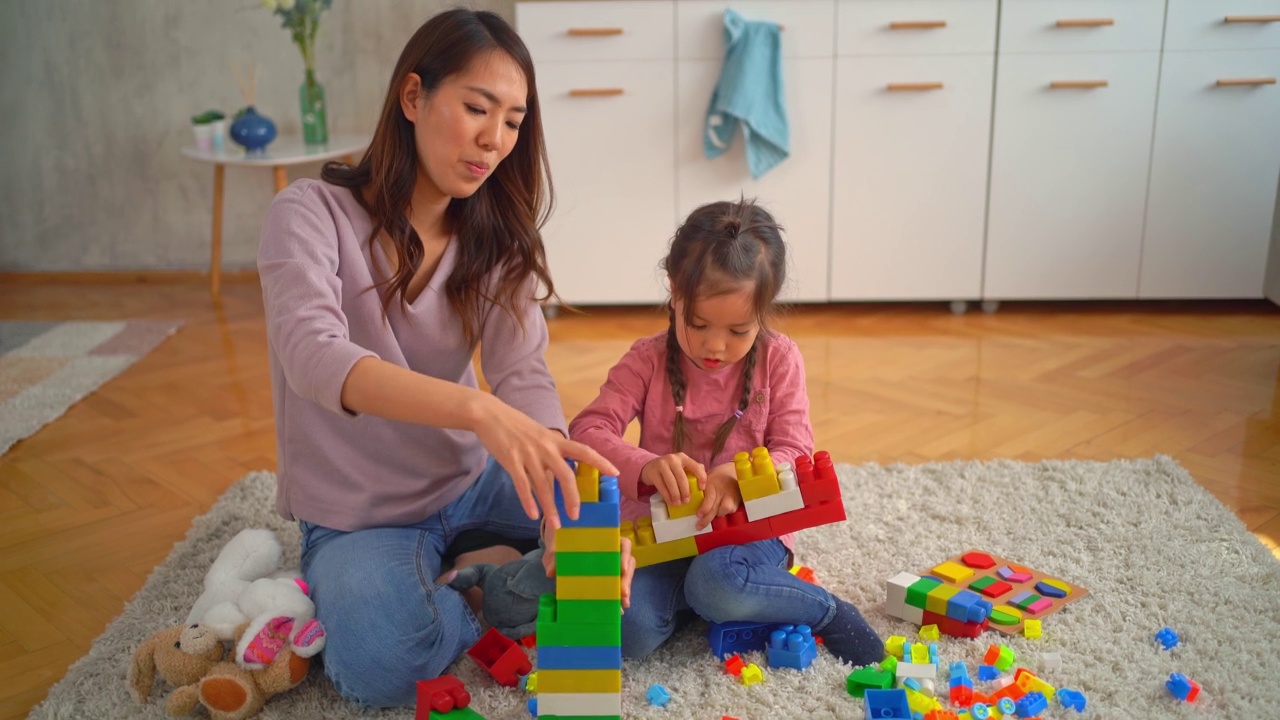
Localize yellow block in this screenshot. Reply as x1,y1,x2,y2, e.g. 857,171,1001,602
905,687,940,714
741,663,764,686
666,473,704,519
1023,619,1042,639
1015,670,1056,700
575,463,600,503
557,575,621,600
538,669,621,694
910,644,930,664
931,560,974,583
919,624,941,641
629,534,699,568
735,448,780,501
525,672,537,693
924,584,960,615
885,635,906,659
556,526,620,553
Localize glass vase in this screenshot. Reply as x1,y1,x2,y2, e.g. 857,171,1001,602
299,69,329,146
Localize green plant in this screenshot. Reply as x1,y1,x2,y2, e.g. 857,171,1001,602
262,0,332,72
191,110,226,125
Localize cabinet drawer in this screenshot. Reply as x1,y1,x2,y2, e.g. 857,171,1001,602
538,61,676,304
837,0,997,56
1164,0,1280,51
999,0,1166,54
677,1,835,60
516,1,674,63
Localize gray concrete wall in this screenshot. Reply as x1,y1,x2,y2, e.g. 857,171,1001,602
0,0,511,272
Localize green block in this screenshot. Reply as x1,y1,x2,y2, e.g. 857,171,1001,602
557,551,622,577
538,716,621,720
557,598,622,623
970,575,996,591
1013,593,1043,611
536,594,621,647
905,577,941,609
430,707,487,719
846,665,894,698
880,655,899,674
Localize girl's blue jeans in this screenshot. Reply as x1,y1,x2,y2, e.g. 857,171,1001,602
298,456,539,708
623,537,841,659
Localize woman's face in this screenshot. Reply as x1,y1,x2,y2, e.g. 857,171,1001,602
401,50,528,201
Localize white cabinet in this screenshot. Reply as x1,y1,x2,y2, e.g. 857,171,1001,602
830,0,997,301
1140,1,1280,298
675,1,835,302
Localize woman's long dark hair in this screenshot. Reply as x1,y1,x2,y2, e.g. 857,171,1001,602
322,8,554,345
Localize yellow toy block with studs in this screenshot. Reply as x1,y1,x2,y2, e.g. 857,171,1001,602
741,663,764,686
556,574,621,601
556,526,620,553
735,447,780,501
623,519,699,568
1023,619,1042,639
665,472,704,519
538,669,622,694
919,624,941,641
885,635,907,659
910,643,930,664
574,462,600,503
924,584,961,615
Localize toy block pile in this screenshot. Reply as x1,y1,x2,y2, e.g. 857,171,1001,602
535,462,623,720
624,448,847,568
885,569,993,639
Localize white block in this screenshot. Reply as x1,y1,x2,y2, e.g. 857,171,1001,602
649,494,710,544
537,692,622,716
897,602,924,625
743,486,804,522
896,662,938,682
1042,652,1062,672
885,572,920,619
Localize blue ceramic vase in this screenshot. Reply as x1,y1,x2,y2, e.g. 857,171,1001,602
229,106,277,154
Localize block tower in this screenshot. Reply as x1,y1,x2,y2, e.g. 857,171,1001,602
535,462,623,720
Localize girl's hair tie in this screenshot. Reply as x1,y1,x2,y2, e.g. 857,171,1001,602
675,405,684,413
734,409,744,419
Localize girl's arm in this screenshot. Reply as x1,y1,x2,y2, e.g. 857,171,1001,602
568,341,661,501
762,338,816,469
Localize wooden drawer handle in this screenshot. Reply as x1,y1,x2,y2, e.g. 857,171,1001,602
1050,80,1109,89
567,27,624,37
889,20,947,30
569,88,625,97
1224,15,1280,23
886,82,945,91
1216,77,1277,86
1056,18,1115,28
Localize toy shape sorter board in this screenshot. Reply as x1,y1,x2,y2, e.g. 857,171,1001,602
888,549,1089,637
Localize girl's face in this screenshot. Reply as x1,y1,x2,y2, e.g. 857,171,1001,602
672,283,761,372
401,50,527,202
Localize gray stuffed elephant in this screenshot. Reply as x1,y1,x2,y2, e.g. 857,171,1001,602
447,547,556,640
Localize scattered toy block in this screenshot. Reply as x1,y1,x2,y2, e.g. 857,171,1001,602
863,688,911,720
724,653,746,676
1155,627,1179,650
1041,652,1062,672
709,620,773,659
847,665,894,698
766,624,817,670
920,624,940,641
466,628,531,688
645,683,671,707
1023,620,1041,639
1057,687,1087,712
740,663,764,686
415,674,471,718
1166,672,1200,702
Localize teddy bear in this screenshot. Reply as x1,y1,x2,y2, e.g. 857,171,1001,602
186,528,325,669
128,621,312,720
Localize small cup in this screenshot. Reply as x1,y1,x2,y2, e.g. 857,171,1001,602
192,123,215,153
210,119,227,152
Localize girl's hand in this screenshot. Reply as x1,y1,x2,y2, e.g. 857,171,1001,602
471,394,618,527
541,517,637,610
695,462,742,530
640,453,706,508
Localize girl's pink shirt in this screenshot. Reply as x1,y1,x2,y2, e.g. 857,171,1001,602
568,330,815,546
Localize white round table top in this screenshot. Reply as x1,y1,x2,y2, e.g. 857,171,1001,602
181,133,370,167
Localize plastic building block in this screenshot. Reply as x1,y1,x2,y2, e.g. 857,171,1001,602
709,620,773,659
645,683,671,707
928,643,939,665
522,672,537,693
896,661,937,687
519,633,536,649
555,551,623,577
924,711,960,720
910,643,930,664
740,662,764,686
1022,620,1041,639
555,526,620,553
766,624,817,670
886,635,907,659
554,476,620,528
415,674,471,717
922,609,988,639
1013,668,1056,700
466,627,531,687
538,645,621,670
925,583,961,615
696,508,776,553
996,697,1016,715
863,688,912,719
648,493,711,543
920,624,941,641
536,595,621,647
556,574,620,601
1155,627,1179,650
623,518,699,568
1015,691,1047,717
847,665,895,698
949,684,973,707
574,461,600,502
743,480,804,521
735,447,780,501
538,669,621,693
724,653,745,676
1041,652,1062,672
903,678,922,693
536,691,622,716
904,686,940,714
427,707,486,720
983,645,1016,672
969,702,990,719
767,494,846,535
949,662,970,682
526,697,536,717
664,473,703,519
881,655,899,675
978,665,1000,682
1057,688,1087,712
1166,672,1200,702
790,565,819,584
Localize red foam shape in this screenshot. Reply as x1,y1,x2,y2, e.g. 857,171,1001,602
698,509,777,553
415,674,471,718
769,499,847,536
793,566,818,584
724,653,746,676
465,627,531,688
962,551,996,569
922,609,988,639
975,579,1013,599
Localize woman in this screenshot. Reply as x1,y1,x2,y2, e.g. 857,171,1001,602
258,9,629,707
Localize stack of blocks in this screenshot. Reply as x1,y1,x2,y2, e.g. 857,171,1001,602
624,448,847,568
885,570,993,638
536,463,623,720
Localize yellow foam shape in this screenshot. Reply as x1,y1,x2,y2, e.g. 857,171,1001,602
556,526,619,553
1042,577,1071,596
556,575,621,600
990,604,1022,625
931,560,974,583
538,669,622,694
924,584,960,615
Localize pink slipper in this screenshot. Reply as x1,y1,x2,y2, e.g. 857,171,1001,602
242,616,294,666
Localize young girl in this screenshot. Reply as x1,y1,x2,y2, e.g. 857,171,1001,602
568,199,884,667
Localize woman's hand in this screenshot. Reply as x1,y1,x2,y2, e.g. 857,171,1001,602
695,462,742,530
640,453,706,508
470,394,617,527
540,517,637,610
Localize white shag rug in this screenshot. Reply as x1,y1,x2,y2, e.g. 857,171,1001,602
29,458,1280,719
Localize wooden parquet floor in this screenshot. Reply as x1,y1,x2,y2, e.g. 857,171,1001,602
1,279,1278,718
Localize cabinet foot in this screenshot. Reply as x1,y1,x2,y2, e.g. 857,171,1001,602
981,300,1001,314
949,301,969,315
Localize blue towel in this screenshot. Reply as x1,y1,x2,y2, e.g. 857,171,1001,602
704,8,789,179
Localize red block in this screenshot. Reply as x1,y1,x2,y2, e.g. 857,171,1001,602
797,453,843,505
975,579,1013,599
697,508,776,553
922,610,988,639
466,627,531,687
415,674,470,719
949,685,973,707
769,498,847,536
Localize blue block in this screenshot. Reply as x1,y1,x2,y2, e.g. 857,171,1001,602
902,678,922,692
1015,691,1048,717
646,683,671,707
863,689,911,719
537,644,622,670
949,661,969,680
766,624,817,670
949,676,973,689
527,697,537,717
1166,673,1195,701
967,599,993,624
946,589,981,622
709,620,773,659
1155,627,1179,650
978,665,1000,681
553,477,620,528
1058,688,1087,712
928,642,939,665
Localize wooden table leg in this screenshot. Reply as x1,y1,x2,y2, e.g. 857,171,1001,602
211,163,225,299
273,165,288,194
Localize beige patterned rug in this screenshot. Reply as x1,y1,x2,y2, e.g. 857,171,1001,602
0,320,182,456
29,457,1280,719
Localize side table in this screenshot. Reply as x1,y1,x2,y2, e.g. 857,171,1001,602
182,134,370,298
